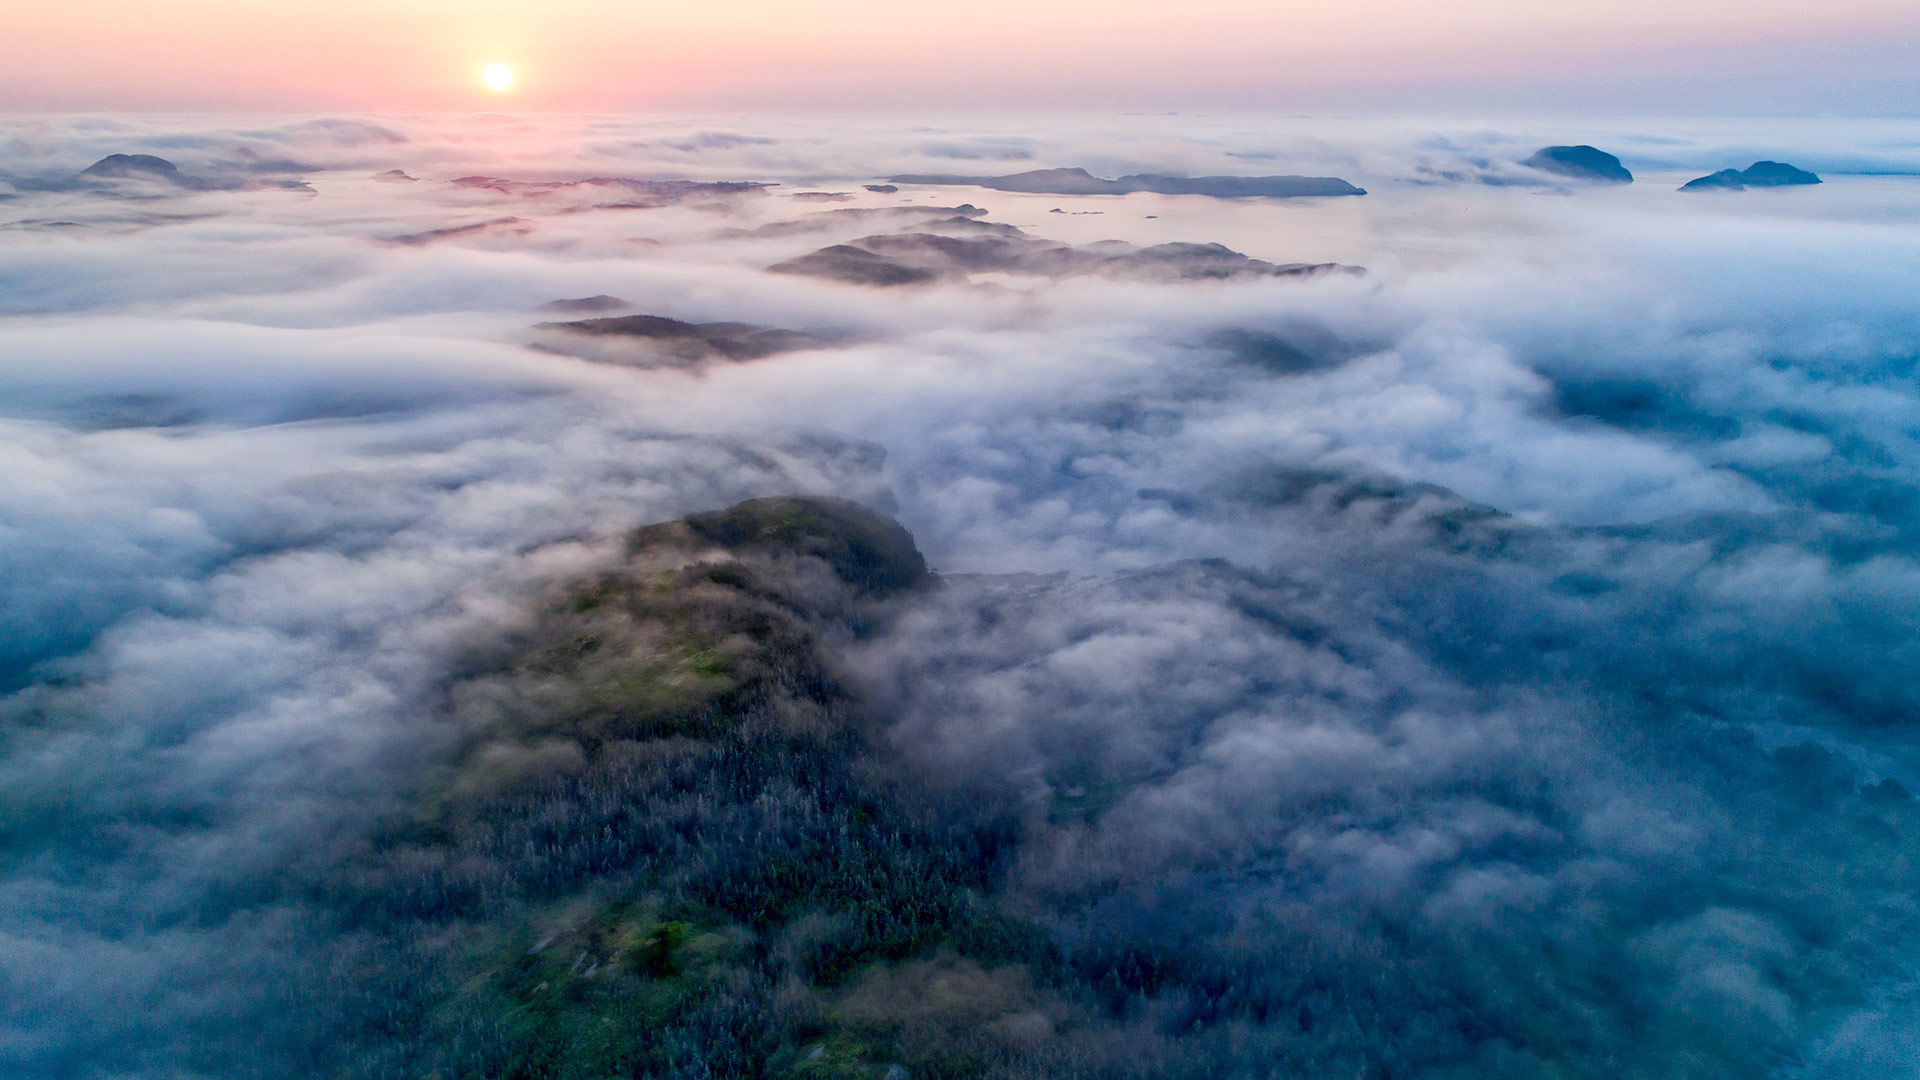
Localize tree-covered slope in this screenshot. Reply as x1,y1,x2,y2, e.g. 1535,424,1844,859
303,497,1143,1080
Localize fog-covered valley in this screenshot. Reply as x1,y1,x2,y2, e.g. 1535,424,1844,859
3,112,1919,1079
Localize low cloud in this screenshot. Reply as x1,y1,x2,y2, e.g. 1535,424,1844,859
0,111,1917,1077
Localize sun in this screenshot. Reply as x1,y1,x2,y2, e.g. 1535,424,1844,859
481,64,514,92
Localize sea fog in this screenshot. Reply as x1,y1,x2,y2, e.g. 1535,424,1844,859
3,111,1919,1077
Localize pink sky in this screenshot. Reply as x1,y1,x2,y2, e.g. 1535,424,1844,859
6,0,1916,112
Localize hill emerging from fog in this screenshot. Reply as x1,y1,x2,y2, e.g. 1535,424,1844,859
1520,145,1634,183
1680,160,1823,190
278,497,1143,1079
329,496,1011,1077
197,491,1920,1080
888,166,1366,197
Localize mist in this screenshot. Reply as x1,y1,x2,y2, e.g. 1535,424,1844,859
2,111,1918,1078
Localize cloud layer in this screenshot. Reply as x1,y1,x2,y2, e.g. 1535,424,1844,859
2,112,1918,1077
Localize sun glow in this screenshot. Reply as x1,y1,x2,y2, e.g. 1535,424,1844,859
481,64,514,91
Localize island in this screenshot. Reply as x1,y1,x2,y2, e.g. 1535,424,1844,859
1521,145,1633,183
1680,161,1823,191
887,166,1365,198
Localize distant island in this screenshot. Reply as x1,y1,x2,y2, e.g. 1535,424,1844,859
1680,161,1823,191
530,312,822,367
1521,145,1633,183
768,214,1364,286
79,153,185,181
888,166,1366,198
68,153,312,193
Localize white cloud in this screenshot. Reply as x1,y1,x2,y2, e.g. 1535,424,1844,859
1,111,1917,1076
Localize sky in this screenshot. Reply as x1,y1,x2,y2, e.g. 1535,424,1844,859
5,0,1918,113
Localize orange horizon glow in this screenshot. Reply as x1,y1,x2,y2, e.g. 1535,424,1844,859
2,0,1916,112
